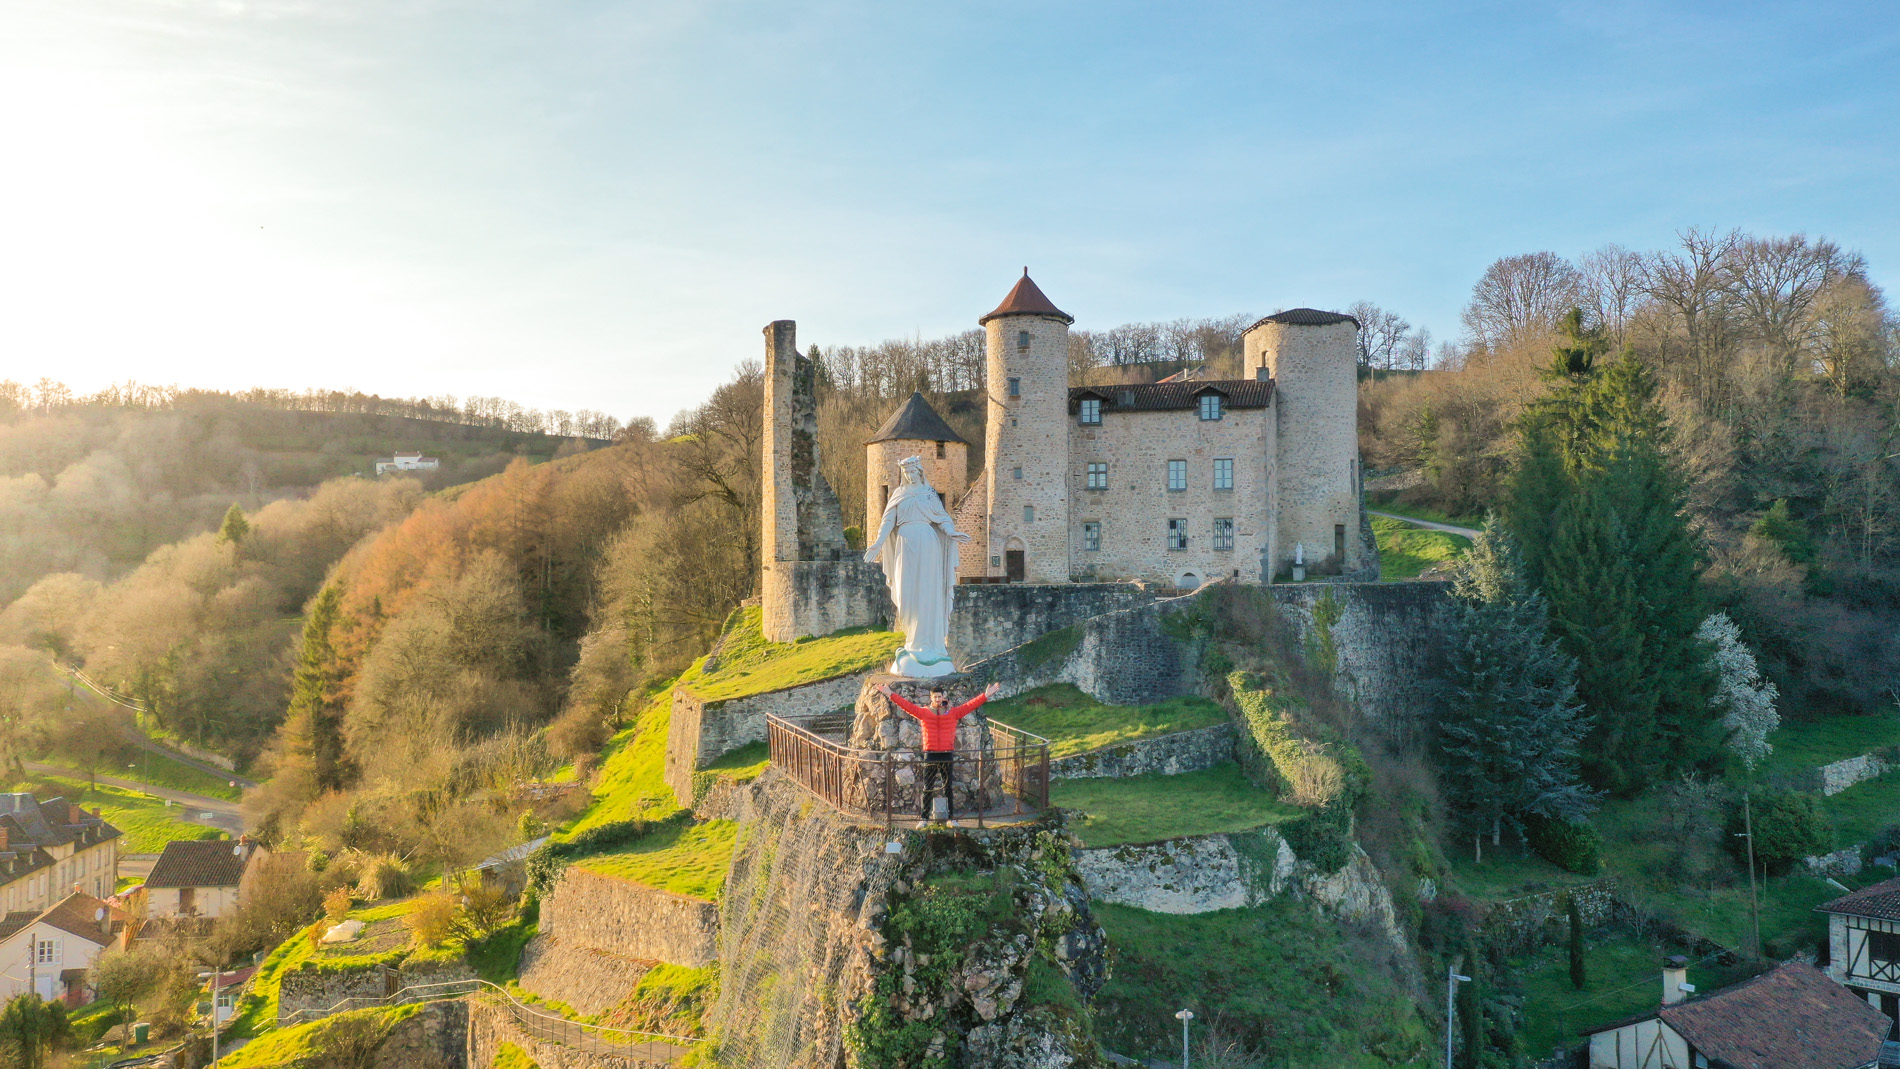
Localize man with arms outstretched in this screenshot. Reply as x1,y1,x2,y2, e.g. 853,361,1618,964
875,681,1002,822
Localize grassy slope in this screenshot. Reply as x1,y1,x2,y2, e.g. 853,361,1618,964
1094,900,1433,1066
1052,763,1300,847
1759,713,1900,779
575,819,740,901
218,1004,422,1069
677,606,897,702
565,695,682,837
1509,934,1760,1060
1371,516,1470,580
1364,496,1484,530
981,684,1226,759
13,774,221,853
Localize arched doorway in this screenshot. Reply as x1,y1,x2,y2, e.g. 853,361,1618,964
1005,537,1026,583
1175,571,1200,591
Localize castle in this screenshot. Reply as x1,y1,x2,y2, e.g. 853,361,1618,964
759,272,1376,643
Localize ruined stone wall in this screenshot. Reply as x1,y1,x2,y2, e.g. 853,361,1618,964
1477,879,1626,956
276,963,393,1024
760,560,889,648
539,867,719,968
369,1000,465,1069
1048,724,1234,780
1265,581,1447,732
665,668,869,803
517,937,651,1017
761,319,857,642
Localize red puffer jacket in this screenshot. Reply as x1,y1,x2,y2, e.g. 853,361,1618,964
886,692,989,752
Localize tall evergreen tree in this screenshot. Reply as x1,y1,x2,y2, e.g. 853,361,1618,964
1436,522,1597,848
1505,315,1717,793
285,584,349,791
216,502,250,545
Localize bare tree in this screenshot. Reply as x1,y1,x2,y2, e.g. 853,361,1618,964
1347,302,1411,375
1578,244,1647,349
1461,252,1582,350
1644,228,1741,411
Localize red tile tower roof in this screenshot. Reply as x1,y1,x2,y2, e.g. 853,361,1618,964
978,269,1073,326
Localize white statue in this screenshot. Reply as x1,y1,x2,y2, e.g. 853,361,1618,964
864,456,969,678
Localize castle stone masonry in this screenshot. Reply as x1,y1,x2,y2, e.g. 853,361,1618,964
759,273,1375,643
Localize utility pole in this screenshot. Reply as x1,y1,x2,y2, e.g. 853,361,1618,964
1174,1008,1193,1068
1445,964,1471,1069
1743,792,1761,957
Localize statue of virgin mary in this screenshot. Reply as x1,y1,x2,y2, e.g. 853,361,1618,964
864,456,969,678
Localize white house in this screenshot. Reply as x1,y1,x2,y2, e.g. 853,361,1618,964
1583,958,1889,1069
1820,874,1900,1027
374,452,441,475
140,838,262,920
0,892,128,1003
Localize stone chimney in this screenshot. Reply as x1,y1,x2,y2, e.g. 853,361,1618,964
68,802,82,824
0,826,10,852
1662,955,1693,1005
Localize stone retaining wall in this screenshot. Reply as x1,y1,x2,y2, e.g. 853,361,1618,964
1049,724,1234,780
967,596,1202,708
370,999,465,1069
1772,747,1900,797
664,672,866,805
277,962,394,1024
467,997,673,1069
518,935,653,1017
542,867,719,968
1266,582,1447,731
1477,879,1626,956
950,583,1160,661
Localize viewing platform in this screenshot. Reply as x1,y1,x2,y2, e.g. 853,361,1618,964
765,710,1050,830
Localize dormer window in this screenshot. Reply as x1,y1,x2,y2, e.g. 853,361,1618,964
1118,390,1134,406
1199,394,1223,421
1078,398,1101,424
1017,330,1031,350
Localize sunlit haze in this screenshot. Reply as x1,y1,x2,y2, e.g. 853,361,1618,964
2,1,1895,426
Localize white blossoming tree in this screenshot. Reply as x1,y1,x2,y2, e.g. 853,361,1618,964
1697,612,1780,769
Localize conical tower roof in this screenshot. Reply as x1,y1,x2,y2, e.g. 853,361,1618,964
978,269,1073,325
866,392,968,445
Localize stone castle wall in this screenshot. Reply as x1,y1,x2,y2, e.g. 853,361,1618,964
950,581,1158,662
539,866,719,968
277,962,395,1024
1245,318,1364,577
966,594,1202,708
663,668,868,804
865,438,967,536
758,559,889,654
1067,405,1275,586
760,319,859,642
1266,581,1447,732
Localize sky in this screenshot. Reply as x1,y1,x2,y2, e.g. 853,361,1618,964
1,2,1896,428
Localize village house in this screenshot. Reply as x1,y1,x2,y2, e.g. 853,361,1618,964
1820,874,1900,1028
374,451,440,475
207,965,257,1025
139,837,265,919
0,794,121,915
1582,958,1890,1069
0,892,132,1003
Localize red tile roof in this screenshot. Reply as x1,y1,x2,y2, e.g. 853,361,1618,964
1070,379,1273,413
1587,962,1888,1069
1819,874,1900,920
147,839,253,889
978,271,1073,325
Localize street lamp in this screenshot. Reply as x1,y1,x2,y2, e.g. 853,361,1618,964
1445,966,1471,1069
1175,1008,1194,1068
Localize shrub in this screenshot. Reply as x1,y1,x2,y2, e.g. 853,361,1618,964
1227,671,1370,809
1280,802,1353,875
1524,815,1602,876
323,887,353,925
354,855,413,900
1728,790,1831,874
404,894,456,949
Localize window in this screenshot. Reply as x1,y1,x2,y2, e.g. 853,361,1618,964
1213,517,1234,551
1199,393,1223,420
1008,376,1021,397
1213,458,1233,491
1078,398,1101,424
1012,466,1023,480
1023,505,1035,524
1086,462,1108,490
217,991,233,1011
936,441,946,458
1871,931,1900,962
1167,460,1186,491
1117,390,1134,406
1083,521,1101,551
1167,519,1188,550
35,939,57,966
1017,330,1031,350
1334,523,1346,561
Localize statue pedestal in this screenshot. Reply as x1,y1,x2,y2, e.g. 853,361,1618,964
847,673,1001,818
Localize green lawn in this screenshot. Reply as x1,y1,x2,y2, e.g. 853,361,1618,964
1759,713,1900,779
1444,845,1593,899
574,819,739,901
1371,516,1470,580
1093,900,1434,1067
564,694,683,837
219,1003,421,1069
1052,762,1301,847
1365,496,1485,530
12,775,222,853
67,745,242,801
1821,768,1900,848
676,606,896,702
982,684,1227,759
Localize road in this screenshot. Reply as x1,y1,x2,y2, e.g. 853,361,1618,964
23,762,245,837
1368,509,1481,539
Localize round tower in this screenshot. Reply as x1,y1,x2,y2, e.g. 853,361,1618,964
980,270,1073,583
1242,308,1365,577
864,392,970,530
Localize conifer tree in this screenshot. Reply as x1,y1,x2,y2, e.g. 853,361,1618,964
1436,522,1596,848
1505,315,1717,793
285,585,349,791
1567,894,1587,990
216,502,250,545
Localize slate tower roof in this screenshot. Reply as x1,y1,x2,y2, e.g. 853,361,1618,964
978,270,1073,325
866,392,968,445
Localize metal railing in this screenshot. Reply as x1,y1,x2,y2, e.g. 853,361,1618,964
766,713,1049,829
274,978,696,1063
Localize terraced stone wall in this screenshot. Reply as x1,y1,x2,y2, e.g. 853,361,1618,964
1049,723,1234,780
539,867,718,968
1266,581,1447,731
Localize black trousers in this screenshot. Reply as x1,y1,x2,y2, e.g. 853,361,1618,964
920,751,954,819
